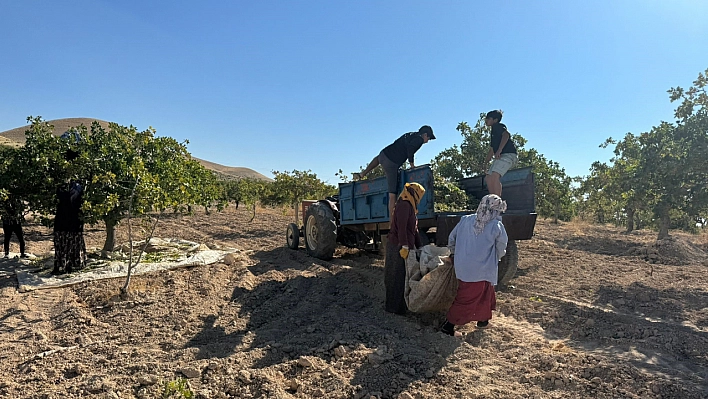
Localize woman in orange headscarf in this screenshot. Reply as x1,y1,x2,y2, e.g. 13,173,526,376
384,182,426,314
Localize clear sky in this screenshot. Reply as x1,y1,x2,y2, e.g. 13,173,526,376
1,1,707,184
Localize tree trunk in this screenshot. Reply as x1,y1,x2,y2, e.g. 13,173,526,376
553,202,560,224
658,209,671,239
102,220,117,255
626,208,635,233
249,202,256,223
294,203,299,224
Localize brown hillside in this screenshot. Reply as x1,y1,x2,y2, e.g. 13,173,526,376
0,136,21,149
193,157,272,181
0,118,111,144
0,118,270,181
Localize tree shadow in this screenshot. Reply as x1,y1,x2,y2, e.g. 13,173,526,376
0,307,21,333
548,235,645,257
0,274,16,290
205,229,280,242
593,282,708,328
184,246,462,397
526,282,708,395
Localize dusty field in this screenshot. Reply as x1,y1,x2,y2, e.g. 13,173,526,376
0,206,706,399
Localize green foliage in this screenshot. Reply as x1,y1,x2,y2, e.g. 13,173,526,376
269,170,336,206
0,146,19,203
432,174,470,212
222,180,242,204
7,117,64,222
431,116,490,181
577,67,708,238
335,168,352,183
635,119,707,238
517,148,575,222
12,117,225,251
432,114,575,220
268,170,336,222
232,177,271,222
431,116,493,213
574,162,622,224
162,378,194,399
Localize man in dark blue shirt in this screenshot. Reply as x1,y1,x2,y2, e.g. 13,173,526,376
354,125,435,216
483,111,518,197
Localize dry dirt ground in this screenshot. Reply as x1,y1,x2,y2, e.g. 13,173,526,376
0,206,706,399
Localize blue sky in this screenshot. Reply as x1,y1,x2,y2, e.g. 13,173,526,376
1,0,707,184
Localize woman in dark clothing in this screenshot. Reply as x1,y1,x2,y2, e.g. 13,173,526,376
384,182,426,314
2,196,26,258
52,181,86,274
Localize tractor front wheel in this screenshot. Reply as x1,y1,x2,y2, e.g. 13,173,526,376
286,223,300,249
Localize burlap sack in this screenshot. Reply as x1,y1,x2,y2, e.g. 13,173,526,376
404,245,459,313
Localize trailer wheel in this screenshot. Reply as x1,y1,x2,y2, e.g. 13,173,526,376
498,239,518,285
304,202,337,260
286,223,300,249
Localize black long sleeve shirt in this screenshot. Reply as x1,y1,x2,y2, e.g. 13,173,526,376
54,182,84,232
382,132,425,166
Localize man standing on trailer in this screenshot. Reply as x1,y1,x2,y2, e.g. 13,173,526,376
354,125,435,216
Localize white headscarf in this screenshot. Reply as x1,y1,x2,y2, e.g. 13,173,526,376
473,194,507,235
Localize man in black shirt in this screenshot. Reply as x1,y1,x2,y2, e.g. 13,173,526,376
354,125,435,216
483,110,518,197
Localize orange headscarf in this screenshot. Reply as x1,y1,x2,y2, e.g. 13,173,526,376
397,182,426,214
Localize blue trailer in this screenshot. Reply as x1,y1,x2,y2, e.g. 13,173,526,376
285,165,537,284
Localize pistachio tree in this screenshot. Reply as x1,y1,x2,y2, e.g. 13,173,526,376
269,170,336,222
579,68,708,238
16,117,225,253
233,177,271,222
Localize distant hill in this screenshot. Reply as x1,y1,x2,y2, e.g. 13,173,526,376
0,118,271,181
193,157,272,181
0,136,21,148
0,118,111,145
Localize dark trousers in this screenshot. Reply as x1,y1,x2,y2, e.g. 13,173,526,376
384,241,408,314
3,222,25,255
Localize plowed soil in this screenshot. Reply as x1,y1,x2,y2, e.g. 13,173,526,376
1,206,706,399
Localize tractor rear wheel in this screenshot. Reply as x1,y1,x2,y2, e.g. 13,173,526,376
498,239,518,285
286,223,300,249
304,202,338,260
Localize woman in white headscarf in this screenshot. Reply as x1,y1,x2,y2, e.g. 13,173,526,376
441,194,508,336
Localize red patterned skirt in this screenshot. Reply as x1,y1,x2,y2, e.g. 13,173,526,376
446,280,496,325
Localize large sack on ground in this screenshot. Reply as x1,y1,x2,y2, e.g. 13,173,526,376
404,245,458,313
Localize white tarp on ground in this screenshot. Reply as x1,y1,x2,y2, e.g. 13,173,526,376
8,239,239,292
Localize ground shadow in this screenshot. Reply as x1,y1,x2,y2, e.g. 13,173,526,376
593,282,708,328
513,263,541,278
548,235,645,257
205,229,278,242
0,274,16,290
185,246,462,397
525,282,708,395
